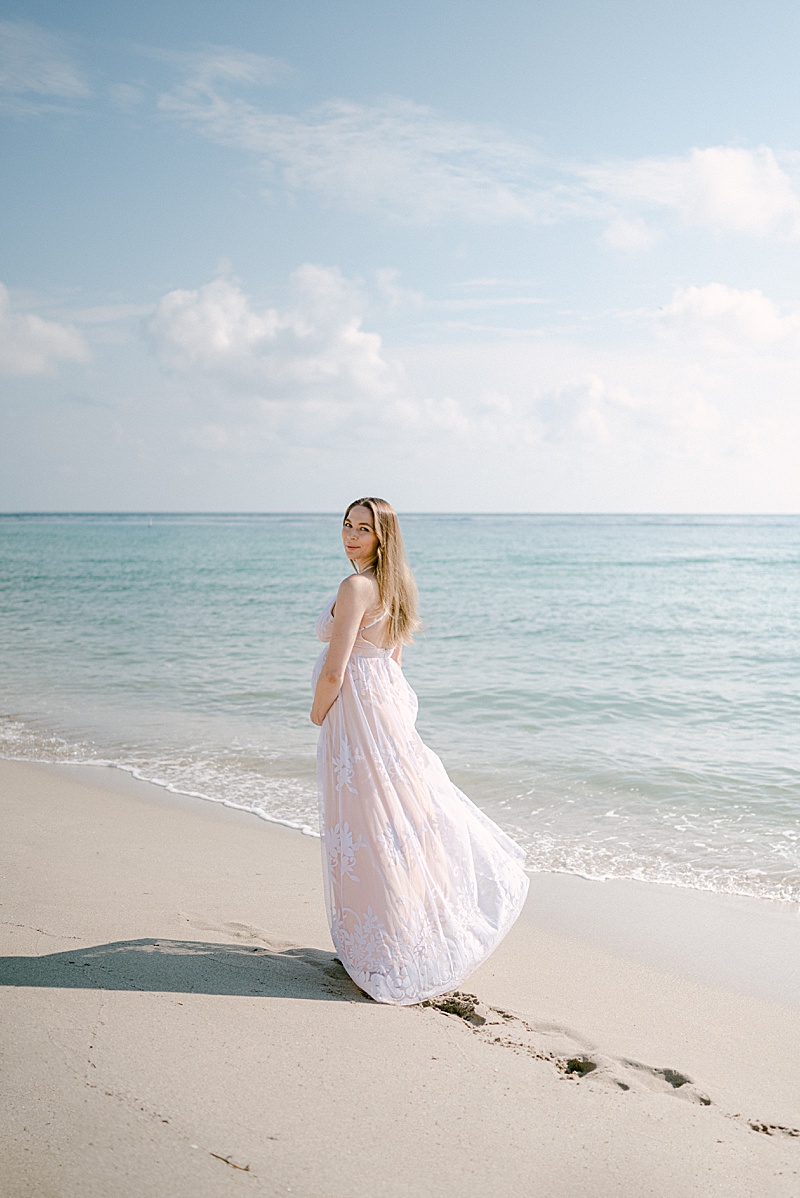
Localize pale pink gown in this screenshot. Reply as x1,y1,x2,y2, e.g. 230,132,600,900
313,595,529,1005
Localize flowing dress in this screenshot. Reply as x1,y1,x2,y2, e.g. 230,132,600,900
313,595,530,1005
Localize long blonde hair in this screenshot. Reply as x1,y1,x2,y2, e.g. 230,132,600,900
344,497,420,645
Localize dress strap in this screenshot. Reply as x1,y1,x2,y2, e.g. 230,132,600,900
360,610,387,632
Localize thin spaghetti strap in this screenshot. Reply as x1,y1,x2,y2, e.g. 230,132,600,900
360,610,387,632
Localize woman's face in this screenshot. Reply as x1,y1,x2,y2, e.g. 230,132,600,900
342,505,379,571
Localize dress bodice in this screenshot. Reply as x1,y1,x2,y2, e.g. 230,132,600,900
315,595,393,657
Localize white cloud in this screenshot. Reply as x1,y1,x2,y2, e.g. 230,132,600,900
601,217,662,251
189,46,292,88
535,375,640,444
0,20,89,114
147,270,800,488
7,265,799,510
153,48,800,246
587,146,800,240
387,277,800,510
120,42,297,111
149,44,293,89
374,269,425,311
158,72,563,224
659,283,800,348
155,53,800,243
149,266,400,409
684,147,800,236
0,284,90,376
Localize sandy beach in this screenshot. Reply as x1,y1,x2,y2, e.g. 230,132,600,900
2,757,799,1198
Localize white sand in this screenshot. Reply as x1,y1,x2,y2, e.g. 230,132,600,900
1,758,799,1197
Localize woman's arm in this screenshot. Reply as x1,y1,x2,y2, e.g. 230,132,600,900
391,644,402,667
310,575,371,725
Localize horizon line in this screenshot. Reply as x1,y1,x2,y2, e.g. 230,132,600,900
2,511,799,519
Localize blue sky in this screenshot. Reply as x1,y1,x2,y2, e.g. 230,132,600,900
2,0,800,510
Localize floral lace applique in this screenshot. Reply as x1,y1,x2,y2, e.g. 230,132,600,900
332,735,364,794
334,899,462,1003
376,820,410,870
335,906,390,975
350,658,378,702
377,726,416,783
327,821,366,881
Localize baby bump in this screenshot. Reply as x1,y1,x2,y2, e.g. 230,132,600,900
311,646,329,690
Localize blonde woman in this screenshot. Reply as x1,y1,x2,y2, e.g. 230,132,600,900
311,498,529,1004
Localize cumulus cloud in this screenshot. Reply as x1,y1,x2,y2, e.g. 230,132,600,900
0,19,89,114
683,147,800,236
17,262,792,509
393,276,800,490
0,284,90,375
148,269,800,479
590,146,800,240
535,375,642,444
149,265,400,408
658,283,800,348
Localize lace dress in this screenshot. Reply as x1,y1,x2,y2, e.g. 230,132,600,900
313,595,530,1005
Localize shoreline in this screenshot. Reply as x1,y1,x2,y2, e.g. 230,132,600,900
2,757,799,1196
15,750,800,903
2,733,797,907
39,759,800,1011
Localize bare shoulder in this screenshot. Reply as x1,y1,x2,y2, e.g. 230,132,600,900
336,572,378,608
338,572,378,597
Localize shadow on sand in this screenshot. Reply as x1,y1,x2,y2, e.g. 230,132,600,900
0,938,369,1001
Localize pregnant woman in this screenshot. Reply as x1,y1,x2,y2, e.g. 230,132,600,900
311,497,529,1005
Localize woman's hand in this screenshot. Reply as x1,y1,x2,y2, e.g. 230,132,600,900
310,672,342,726
309,697,334,726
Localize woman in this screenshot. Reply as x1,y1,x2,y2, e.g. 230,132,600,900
311,497,529,1005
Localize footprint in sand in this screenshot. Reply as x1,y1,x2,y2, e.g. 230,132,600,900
617,1059,712,1105
421,990,800,1138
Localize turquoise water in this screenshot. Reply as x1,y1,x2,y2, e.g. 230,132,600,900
1,513,799,902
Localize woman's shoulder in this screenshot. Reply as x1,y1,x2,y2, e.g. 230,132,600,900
337,571,378,597
333,571,380,614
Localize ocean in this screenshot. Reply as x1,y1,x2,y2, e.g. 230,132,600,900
1,513,798,904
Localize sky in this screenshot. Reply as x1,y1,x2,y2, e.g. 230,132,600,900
2,0,800,512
